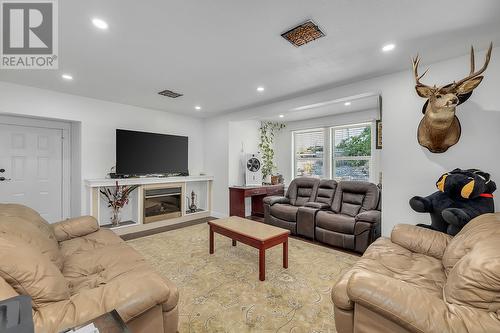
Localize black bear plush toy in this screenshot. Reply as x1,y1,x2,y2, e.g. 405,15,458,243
409,168,496,236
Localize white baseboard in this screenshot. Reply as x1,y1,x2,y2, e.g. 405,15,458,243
210,211,228,219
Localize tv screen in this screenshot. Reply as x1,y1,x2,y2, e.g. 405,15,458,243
116,129,188,175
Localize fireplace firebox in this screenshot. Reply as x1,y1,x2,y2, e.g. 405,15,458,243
144,186,182,223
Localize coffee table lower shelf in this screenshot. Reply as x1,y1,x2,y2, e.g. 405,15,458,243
208,217,289,281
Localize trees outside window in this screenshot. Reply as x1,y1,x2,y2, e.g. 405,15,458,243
292,123,373,181
332,124,372,181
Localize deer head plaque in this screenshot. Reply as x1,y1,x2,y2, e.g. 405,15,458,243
412,43,492,153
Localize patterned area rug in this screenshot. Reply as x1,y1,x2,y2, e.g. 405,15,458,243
127,223,358,333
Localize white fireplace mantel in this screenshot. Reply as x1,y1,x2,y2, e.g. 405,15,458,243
85,175,213,187
85,175,213,235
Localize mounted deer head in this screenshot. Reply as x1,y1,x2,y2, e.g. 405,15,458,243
412,43,493,153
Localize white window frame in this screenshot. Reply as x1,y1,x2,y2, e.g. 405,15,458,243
292,128,326,179
330,122,374,182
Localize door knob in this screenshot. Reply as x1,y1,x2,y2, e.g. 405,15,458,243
0,169,4,173
0,177,11,182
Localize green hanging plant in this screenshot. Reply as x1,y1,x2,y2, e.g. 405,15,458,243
259,121,286,180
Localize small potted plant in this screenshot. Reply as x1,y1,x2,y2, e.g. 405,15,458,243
100,181,139,226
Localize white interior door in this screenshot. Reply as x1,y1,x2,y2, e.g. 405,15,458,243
0,123,64,222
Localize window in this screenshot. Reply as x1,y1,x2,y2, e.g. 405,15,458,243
290,122,375,182
332,124,372,181
293,129,325,178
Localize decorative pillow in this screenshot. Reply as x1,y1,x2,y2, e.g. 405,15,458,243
0,236,70,308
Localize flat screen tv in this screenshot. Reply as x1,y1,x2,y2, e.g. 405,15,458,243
116,129,188,176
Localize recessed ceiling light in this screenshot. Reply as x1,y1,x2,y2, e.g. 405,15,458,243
279,114,284,118
257,86,265,92
382,43,395,52
344,102,351,106
61,74,73,80
92,18,108,30
195,106,201,110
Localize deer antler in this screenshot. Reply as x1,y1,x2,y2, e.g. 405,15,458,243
412,55,430,87
469,45,475,74
453,42,493,87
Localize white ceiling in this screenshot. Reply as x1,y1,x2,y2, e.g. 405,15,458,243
261,94,380,122
1,0,499,118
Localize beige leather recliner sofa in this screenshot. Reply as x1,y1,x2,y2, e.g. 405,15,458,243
332,213,500,333
0,204,179,333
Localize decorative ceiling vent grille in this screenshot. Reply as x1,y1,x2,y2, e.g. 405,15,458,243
281,20,325,47
158,90,183,98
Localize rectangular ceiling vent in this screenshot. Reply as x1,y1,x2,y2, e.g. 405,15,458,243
158,90,183,98
281,20,325,47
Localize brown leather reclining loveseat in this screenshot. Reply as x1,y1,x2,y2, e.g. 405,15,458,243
315,181,380,253
0,204,179,333
264,177,380,253
332,213,500,333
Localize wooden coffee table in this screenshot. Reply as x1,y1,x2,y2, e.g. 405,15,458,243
208,216,290,281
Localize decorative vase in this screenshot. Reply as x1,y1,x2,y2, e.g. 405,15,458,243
111,208,121,226
264,174,272,184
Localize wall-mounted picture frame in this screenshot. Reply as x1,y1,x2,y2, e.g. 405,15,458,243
376,120,382,149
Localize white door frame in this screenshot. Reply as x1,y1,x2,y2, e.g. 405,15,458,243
0,115,71,219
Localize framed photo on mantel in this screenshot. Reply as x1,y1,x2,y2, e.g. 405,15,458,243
376,120,382,149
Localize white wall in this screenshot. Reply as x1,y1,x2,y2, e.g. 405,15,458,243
203,118,229,217
0,82,205,216
228,120,261,216
228,120,261,187
2,47,498,234
204,46,500,236
274,109,380,186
